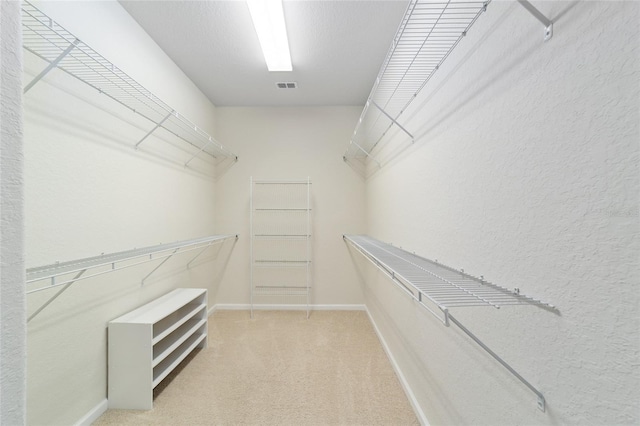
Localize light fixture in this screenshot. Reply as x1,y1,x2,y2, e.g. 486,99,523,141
246,0,292,72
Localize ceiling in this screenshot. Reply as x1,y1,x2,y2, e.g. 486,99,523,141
119,0,409,107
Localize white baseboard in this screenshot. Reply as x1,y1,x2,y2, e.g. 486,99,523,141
213,303,366,311
207,305,216,317
365,307,430,426
75,398,108,426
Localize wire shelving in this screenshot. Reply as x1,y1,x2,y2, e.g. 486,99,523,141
27,234,237,322
344,0,554,177
344,234,557,412
21,1,237,169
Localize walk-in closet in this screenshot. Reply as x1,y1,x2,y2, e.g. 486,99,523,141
0,0,638,424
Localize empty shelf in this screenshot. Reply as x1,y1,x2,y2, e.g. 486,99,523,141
27,234,236,292
344,234,556,411
22,1,237,167
344,0,489,173
344,235,554,319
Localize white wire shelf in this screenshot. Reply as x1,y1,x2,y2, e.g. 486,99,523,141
344,235,554,317
21,1,237,168
343,0,490,174
344,234,556,412
27,235,237,293
343,0,554,177
26,234,238,323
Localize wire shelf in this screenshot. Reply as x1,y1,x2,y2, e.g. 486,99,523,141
344,0,489,174
344,235,554,319
21,1,237,167
27,234,237,293
344,234,555,411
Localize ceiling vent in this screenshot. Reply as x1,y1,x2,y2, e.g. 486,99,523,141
276,82,297,89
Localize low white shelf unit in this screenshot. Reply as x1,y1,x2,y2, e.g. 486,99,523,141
108,288,208,410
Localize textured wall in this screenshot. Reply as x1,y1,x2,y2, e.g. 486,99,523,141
214,106,366,307
0,1,26,424
23,1,228,424
362,1,639,424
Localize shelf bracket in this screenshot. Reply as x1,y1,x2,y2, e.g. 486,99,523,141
186,242,215,268
448,313,546,412
370,100,414,141
24,38,80,94
517,0,553,41
345,140,382,169
141,248,179,285
27,269,86,323
135,111,174,149
184,137,214,167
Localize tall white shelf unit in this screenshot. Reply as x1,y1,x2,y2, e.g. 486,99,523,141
250,178,312,318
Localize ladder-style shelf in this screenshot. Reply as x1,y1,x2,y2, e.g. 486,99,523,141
250,178,312,318
21,1,237,170
344,234,557,412
27,234,237,322
344,0,554,177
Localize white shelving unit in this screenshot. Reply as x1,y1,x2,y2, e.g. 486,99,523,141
250,178,312,318
26,234,236,322
344,235,557,411
21,1,237,170
108,288,208,410
344,0,554,177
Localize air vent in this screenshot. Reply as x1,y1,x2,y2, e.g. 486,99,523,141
276,82,297,89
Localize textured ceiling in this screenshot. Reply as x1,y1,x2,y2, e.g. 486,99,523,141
119,0,409,107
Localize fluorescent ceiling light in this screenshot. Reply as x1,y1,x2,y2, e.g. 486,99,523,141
247,0,292,72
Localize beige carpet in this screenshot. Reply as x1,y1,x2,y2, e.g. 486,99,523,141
94,310,418,425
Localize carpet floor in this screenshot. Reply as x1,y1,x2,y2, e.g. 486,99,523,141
94,310,418,425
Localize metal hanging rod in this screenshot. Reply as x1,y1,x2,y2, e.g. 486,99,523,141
26,234,237,323
21,1,238,168
344,234,556,412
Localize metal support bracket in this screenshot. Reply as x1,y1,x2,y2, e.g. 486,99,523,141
185,137,214,167
186,243,214,268
448,313,546,412
517,0,553,41
24,38,80,93
141,248,178,285
135,111,174,149
28,269,86,322
371,100,415,141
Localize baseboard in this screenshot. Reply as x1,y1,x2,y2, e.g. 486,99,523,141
208,304,216,317
75,398,108,426
365,307,430,426
213,303,366,311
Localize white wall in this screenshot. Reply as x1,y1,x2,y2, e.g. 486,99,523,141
1,1,26,424
361,1,639,424
23,2,232,424
214,107,366,307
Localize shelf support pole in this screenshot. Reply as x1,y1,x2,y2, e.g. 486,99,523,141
370,100,414,141
27,269,86,323
23,38,80,93
448,313,546,412
135,111,173,149
141,248,179,285
517,0,553,41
